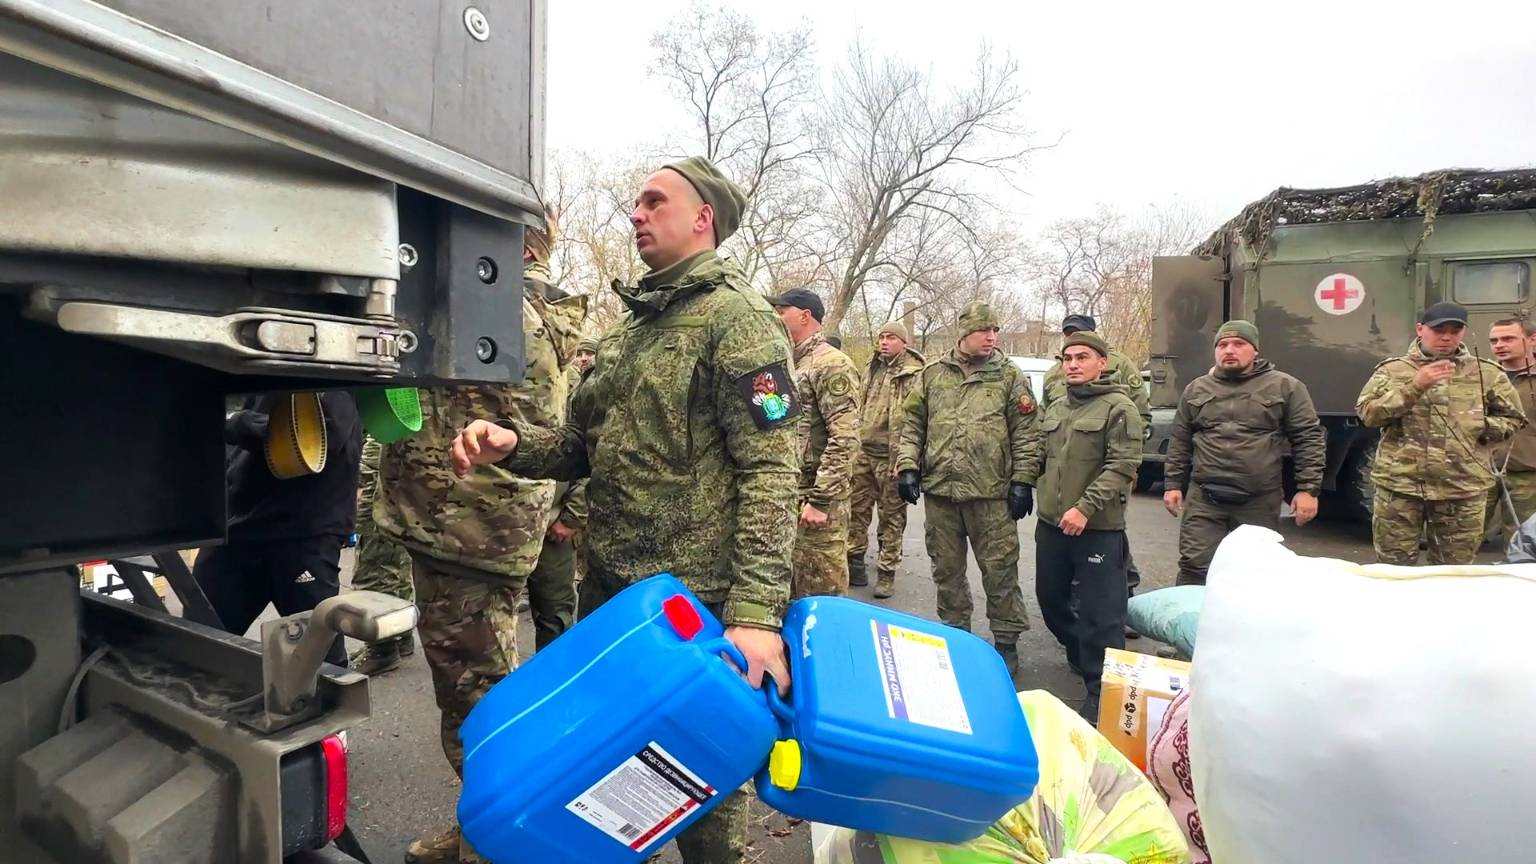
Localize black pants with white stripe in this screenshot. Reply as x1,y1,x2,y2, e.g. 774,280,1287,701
194,534,347,666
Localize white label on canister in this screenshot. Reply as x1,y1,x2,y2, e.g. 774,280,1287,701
871,620,973,735
565,741,716,852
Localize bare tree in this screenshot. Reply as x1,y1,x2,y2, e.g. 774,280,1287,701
546,151,649,330
1027,204,1214,365
651,4,820,285
816,41,1042,332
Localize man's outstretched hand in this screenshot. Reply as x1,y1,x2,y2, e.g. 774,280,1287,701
452,420,518,477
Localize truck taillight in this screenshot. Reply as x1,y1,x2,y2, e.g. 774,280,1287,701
321,734,348,843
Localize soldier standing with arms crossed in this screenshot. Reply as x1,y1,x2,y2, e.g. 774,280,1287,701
848,322,925,599
377,221,580,864
1356,302,1525,565
452,156,799,864
1163,321,1326,585
896,301,1039,676
1032,331,1143,719
768,288,862,599
1486,318,1536,539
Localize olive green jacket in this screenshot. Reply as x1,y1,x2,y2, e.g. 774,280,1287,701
502,250,799,629
859,348,926,458
1035,378,1143,530
896,347,1041,501
1357,341,1525,500
1165,359,1326,498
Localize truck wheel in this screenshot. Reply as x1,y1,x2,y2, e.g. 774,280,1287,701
1341,440,1378,525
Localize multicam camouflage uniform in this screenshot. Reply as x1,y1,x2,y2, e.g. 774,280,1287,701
897,307,1041,646
787,331,861,599
377,260,582,864
502,249,799,864
1357,341,1525,565
849,344,925,594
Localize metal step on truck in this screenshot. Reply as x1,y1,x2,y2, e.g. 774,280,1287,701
0,1,546,861
1148,169,1536,521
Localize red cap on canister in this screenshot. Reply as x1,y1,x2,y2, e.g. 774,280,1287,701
662,594,704,641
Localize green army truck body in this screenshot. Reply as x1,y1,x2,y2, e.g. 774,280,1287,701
1150,170,1536,519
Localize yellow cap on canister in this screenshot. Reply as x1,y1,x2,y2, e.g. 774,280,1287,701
767,739,802,791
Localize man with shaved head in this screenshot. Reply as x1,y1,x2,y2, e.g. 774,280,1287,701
451,157,799,863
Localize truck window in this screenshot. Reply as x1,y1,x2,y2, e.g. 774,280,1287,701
1451,261,1530,304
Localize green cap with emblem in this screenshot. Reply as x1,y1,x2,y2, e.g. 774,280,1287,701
1062,331,1109,358
663,156,748,246
957,301,1001,336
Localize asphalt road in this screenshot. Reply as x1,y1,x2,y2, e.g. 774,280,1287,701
334,487,1382,863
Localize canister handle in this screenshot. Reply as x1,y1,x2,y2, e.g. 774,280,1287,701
697,636,792,719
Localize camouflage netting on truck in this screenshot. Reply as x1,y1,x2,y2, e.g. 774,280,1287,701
1196,168,1536,256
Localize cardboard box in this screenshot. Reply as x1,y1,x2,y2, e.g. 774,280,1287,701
1096,648,1192,772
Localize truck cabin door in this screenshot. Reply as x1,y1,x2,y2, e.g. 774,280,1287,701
1149,254,1227,407
1443,258,1534,357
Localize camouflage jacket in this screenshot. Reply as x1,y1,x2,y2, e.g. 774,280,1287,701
790,332,861,507
859,347,925,458
897,347,1042,501
1165,359,1327,498
374,277,583,577
503,250,799,629
1043,349,1151,425
1035,378,1143,530
553,362,590,532
1356,341,1526,500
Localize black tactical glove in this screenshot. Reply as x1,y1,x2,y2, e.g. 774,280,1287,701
897,470,922,506
1007,482,1034,520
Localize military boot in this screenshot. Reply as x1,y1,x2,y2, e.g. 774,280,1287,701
404,826,461,864
994,639,1020,680
847,554,868,587
348,639,400,677
872,569,895,599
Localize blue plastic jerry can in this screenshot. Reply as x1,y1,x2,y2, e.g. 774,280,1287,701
458,574,780,863
756,596,1039,843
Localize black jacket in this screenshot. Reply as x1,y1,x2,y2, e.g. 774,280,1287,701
224,392,362,542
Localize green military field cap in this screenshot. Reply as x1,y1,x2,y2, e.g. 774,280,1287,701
1213,319,1260,349
1062,330,1109,358
958,301,1001,335
575,336,600,354
663,156,747,245
877,321,911,343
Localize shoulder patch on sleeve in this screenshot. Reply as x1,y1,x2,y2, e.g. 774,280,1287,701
1018,391,1036,415
736,361,802,430
826,372,852,397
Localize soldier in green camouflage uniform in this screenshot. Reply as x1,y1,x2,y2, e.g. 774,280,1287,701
348,434,416,674
1357,302,1525,566
849,321,924,598
379,223,585,864
453,157,798,864
897,301,1040,675
768,288,861,599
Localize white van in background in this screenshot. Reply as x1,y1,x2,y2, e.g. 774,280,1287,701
1007,356,1055,401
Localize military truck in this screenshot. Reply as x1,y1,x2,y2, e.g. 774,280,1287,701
0,2,546,862
1149,169,1536,521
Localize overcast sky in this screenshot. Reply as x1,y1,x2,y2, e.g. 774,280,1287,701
547,0,1536,233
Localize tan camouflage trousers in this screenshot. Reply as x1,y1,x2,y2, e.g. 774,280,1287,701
1484,472,1536,545
922,494,1029,641
409,552,520,777
1372,487,1486,566
577,576,751,864
792,497,850,600
849,449,907,575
